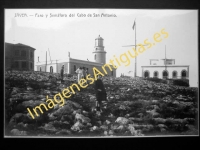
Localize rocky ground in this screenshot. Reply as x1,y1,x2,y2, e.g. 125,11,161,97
5,71,198,137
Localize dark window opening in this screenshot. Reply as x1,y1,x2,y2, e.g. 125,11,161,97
30,51,33,58
30,62,33,69
15,50,20,56
50,66,53,73
144,71,149,78
173,71,177,78
154,71,158,78
21,50,26,57
163,70,168,79
22,61,27,69
74,65,76,71
14,61,19,68
181,70,187,78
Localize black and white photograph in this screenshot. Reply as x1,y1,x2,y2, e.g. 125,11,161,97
4,9,198,137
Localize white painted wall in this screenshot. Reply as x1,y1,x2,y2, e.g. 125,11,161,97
142,66,189,79
46,64,57,73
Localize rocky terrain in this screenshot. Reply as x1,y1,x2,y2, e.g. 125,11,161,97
5,71,198,137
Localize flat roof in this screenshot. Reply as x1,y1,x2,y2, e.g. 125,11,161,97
141,65,189,67
5,42,36,50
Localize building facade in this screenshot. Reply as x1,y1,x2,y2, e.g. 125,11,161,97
5,42,36,71
141,59,189,79
36,35,116,77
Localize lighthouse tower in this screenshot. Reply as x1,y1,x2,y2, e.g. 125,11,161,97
93,35,106,64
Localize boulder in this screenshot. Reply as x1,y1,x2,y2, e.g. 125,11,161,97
108,130,114,135
116,125,126,132
60,114,73,122
115,117,129,125
71,121,84,131
104,131,108,136
66,100,82,109
75,113,91,124
100,125,109,131
55,129,71,135
128,124,137,135
9,113,31,125
92,126,99,131
105,120,111,125
146,109,160,118
157,124,168,129
39,122,57,133
52,105,74,117
21,100,45,109
10,129,27,136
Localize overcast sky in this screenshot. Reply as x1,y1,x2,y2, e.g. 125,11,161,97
5,9,198,87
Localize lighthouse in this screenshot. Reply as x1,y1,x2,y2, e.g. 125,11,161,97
93,35,106,64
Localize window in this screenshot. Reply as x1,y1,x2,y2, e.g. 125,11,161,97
21,50,26,57
50,66,53,73
94,54,96,60
172,71,177,79
30,62,33,69
181,70,187,79
30,51,33,58
15,50,20,56
162,70,168,79
22,61,27,69
14,61,19,68
40,67,42,72
74,65,76,71
144,71,149,78
111,71,113,76
154,71,158,78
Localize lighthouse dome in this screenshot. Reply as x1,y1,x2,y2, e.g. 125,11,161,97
95,35,104,40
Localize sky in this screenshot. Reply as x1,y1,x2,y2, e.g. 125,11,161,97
5,9,198,87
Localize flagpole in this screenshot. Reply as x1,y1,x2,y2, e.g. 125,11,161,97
165,45,166,71
165,45,167,79
45,51,47,72
134,19,137,78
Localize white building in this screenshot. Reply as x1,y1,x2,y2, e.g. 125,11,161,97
141,59,189,79
36,35,116,77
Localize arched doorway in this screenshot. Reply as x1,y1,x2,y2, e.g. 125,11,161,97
153,71,158,78
181,70,187,79
40,67,42,72
144,70,149,78
162,70,168,79
50,66,53,73
172,71,177,79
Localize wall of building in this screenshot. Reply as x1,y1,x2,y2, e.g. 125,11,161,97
5,43,13,70
142,66,189,79
36,60,116,77
37,65,46,72
150,59,175,66
93,52,106,64
69,61,116,77
5,43,35,71
36,62,68,73
57,62,68,73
